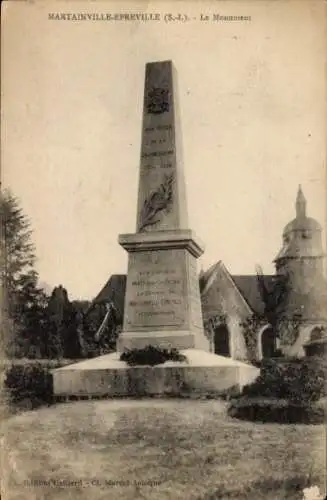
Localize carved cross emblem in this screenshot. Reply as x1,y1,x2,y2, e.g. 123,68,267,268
146,87,169,114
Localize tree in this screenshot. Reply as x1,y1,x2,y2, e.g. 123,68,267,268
80,301,121,358
0,189,48,357
46,285,82,359
240,313,266,362
255,265,289,332
255,265,302,350
1,190,36,298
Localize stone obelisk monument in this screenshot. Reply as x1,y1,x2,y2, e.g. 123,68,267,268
117,61,209,352
52,61,259,398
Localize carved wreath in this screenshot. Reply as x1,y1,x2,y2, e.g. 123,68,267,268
139,173,173,231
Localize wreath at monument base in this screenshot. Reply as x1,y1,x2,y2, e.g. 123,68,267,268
120,345,187,366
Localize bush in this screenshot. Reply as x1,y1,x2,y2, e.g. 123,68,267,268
3,359,72,410
240,356,326,403
120,345,188,366
228,397,325,424
228,357,326,424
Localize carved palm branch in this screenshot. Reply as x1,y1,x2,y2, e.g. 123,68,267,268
139,173,173,231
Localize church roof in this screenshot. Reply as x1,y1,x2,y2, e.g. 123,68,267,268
88,274,126,320
275,186,324,261
283,216,322,236
283,186,322,236
232,275,277,315
275,234,325,260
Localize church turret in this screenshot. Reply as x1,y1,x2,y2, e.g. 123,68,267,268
274,186,324,280
273,186,326,356
295,185,306,219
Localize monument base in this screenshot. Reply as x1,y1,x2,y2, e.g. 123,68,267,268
51,350,259,399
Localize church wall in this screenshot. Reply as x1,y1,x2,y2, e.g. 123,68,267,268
276,256,327,325
201,265,252,361
286,258,324,294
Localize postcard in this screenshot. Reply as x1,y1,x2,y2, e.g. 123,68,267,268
1,1,326,499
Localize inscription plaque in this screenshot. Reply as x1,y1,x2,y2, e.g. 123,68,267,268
124,250,187,329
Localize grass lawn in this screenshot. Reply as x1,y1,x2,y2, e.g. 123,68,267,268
1,399,325,499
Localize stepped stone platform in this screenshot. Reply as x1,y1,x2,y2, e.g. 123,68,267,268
51,350,259,398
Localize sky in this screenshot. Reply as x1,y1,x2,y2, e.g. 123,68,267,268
2,0,326,300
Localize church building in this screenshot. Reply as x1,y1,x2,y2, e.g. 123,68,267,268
90,187,326,361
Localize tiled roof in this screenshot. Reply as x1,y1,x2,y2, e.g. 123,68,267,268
283,216,322,235
275,237,325,261
232,275,277,315
89,274,127,321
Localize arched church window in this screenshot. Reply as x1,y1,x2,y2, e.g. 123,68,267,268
310,326,325,342
213,324,230,357
261,326,276,358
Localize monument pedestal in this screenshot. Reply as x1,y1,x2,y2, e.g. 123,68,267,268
117,230,209,352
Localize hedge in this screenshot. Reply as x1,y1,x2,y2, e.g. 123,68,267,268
228,356,326,424
2,359,76,411
228,397,326,424
241,356,327,403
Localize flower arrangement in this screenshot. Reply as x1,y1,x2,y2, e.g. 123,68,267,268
120,345,187,366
